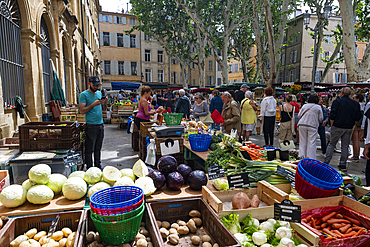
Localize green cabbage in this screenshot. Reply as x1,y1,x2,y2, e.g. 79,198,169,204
28,164,51,185
46,174,68,194
22,179,35,190
62,177,87,200
88,182,111,198
213,178,229,191
27,185,54,204
0,185,27,208
84,167,102,184
69,171,86,179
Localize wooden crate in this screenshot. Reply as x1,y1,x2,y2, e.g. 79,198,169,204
61,114,77,121
140,122,155,137
111,118,120,124
76,114,85,123
118,105,134,111
0,210,84,247
0,137,19,149
202,180,289,216
147,198,241,247
224,205,319,247
272,183,342,201
294,196,370,246
78,208,160,247
60,107,78,114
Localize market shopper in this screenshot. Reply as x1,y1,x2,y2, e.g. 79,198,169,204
318,96,328,154
324,87,362,171
135,86,163,130
191,93,209,121
175,89,191,119
297,94,323,159
362,108,370,185
349,93,365,162
241,91,257,142
278,95,294,148
117,89,126,100
259,87,277,147
290,95,300,144
221,92,241,135
210,90,223,131
163,88,176,112
79,76,108,169
236,84,249,104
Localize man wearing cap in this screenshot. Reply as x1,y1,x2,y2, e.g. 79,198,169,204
79,76,108,169
117,89,126,100
235,84,249,105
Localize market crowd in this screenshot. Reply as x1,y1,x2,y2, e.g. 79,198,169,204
142,84,370,186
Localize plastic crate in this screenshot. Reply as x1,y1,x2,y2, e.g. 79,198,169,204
9,151,70,184
0,210,84,247
163,113,183,125
19,121,81,151
189,134,212,152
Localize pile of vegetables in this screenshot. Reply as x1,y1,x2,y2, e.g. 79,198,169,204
232,192,260,209
302,212,368,240
157,209,219,246
113,100,133,106
10,227,76,247
221,213,307,247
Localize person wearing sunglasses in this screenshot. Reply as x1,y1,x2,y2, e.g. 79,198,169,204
190,93,209,121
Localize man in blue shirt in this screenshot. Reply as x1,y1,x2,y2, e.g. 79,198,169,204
79,76,108,169
318,96,328,154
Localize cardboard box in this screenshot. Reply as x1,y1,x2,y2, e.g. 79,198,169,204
202,180,289,216
0,170,9,193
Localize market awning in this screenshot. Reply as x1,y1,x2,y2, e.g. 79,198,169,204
111,82,141,91
143,83,168,89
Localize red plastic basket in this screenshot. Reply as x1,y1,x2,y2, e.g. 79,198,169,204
211,110,224,124
90,194,144,216
295,172,338,199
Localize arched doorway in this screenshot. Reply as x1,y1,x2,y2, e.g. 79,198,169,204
40,16,51,103
0,0,26,106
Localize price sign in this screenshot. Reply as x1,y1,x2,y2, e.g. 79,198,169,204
276,165,296,189
208,164,225,180
274,199,301,223
64,150,83,168
227,173,250,189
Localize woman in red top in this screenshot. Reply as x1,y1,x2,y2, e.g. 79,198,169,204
290,95,300,144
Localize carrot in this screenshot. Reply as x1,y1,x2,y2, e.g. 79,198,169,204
321,223,328,228
327,219,351,225
302,218,308,223
343,215,361,226
332,223,342,229
305,215,313,222
327,225,332,231
342,231,357,238
339,224,351,233
336,213,344,219
312,218,317,229
322,212,337,222
315,218,322,225
351,227,366,231
333,229,345,238
345,228,353,234
325,236,335,240
354,229,364,237
323,228,337,237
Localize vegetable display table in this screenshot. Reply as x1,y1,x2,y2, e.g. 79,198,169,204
184,140,211,170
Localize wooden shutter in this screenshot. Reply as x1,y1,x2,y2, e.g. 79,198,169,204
122,16,127,24
115,61,118,75
109,33,113,46
124,34,130,47
113,16,117,23
101,61,105,75
113,33,117,46
137,62,140,76
108,15,113,23
136,35,140,48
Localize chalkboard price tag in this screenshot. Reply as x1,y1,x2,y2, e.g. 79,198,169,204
227,173,250,189
208,164,225,180
274,199,301,223
276,165,296,189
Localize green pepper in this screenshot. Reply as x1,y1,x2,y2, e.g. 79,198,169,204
351,175,362,186
343,188,354,195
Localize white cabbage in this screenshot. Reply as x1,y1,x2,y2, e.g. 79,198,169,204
0,185,27,208
84,167,102,184
62,177,87,200
46,174,67,194
22,179,35,190
28,164,51,185
88,182,111,198
27,185,54,204
114,177,135,187
69,171,85,179
120,168,136,181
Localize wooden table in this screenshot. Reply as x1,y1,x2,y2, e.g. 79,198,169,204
183,140,211,170
0,194,85,217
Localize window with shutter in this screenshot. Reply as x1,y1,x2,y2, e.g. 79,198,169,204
129,18,136,25
103,32,110,46
158,51,163,63
289,51,293,64
130,35,136,48
145,69,152,82
131,62,137,75
209,60,213,71
104,60,111,75
145,50,151,62
294,50,297,63
158,70,164,82
118,61,124,75
117,33,123,47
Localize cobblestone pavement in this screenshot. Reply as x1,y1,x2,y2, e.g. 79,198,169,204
101,123,366,185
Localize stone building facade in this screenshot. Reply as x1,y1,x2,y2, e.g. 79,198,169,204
0,0,101,138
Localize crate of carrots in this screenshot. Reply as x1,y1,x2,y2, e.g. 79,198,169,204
240,143,265,161
299,198,370,246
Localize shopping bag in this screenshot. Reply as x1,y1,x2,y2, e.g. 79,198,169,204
211,110,224,124
160,138,180,156
145,139,156,166
280,140,295,151
230,129,238,139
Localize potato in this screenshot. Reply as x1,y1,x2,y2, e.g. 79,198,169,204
136,239,147,247
192,218,202,226
213,244,219,247
39,236,51,246
177,226,189,235
177,220,186,226
58,238,67,247
171,223,179,229
250,194,260,208
139,228,149,237
30,242,41,247
191,236,200,245
189,210,201,218
95,232,101,243
134,233,146,242
25,229,38,239
19,241,31,247
202,243,212,247
161,221,170,229
232,192,250,209
66,232,76,247
61,228,72,238
34,231,47,241
168,234,179,244
41,239,57,247
169,228,178,235
86,231,96,243
28,240,37,244
159,228,169,238
146,237,151,242
187,219,197,233
51,231,64,241
202,235,212,243
156,221,162,228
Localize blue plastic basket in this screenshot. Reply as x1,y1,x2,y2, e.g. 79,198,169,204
189,134,212,152
90,186,144,210
297,159,343,190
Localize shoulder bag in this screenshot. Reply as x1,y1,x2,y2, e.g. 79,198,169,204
199,102,214,125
